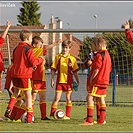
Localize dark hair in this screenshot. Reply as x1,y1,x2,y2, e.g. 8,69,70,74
62,40,72,48
19,29,32,41
31,36,43,46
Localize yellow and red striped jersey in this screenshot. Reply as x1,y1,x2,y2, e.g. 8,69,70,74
51,53,79,84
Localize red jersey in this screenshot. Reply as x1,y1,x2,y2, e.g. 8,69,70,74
11,42,43,78
0,37,5,71
125,30,133,45
88,50,112,88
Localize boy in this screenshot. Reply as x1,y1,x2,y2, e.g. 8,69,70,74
4,29,44,123
0,20,12,93
31,36,61,120
50,40,79,119
123,20,133,45
0,20,12,121
80,36,112,125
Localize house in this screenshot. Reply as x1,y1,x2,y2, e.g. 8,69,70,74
0,15,83,68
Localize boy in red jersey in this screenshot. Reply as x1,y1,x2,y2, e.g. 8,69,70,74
0,21,12,93
80,36,112,125
31,36,62,120
123,20,133,45
4,29,44,123
50,40,80,119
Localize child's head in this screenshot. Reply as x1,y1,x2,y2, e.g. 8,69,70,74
61,40,72,55
20,29,32,44
31,36,43,48
92,36,107,51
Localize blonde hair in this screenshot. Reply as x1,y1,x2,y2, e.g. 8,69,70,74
92,36,107,46
20,29,32,41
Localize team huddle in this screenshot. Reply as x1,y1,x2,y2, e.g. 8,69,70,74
0,20,132,125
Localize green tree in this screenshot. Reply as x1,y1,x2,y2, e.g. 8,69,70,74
17,1,42,26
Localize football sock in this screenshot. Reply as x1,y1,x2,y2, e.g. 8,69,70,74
8,95,17,110
50,105,57,116
96,102,100,121
86,105,94,123
66,103,72,117
99,104,106,123
10,105,19,120
26,108,33,123
14,105,26,120
40,102,46,119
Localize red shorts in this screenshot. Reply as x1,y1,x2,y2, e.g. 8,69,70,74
12,78,32,91
56,84,72,92
88,86,107,97
32,80,46,93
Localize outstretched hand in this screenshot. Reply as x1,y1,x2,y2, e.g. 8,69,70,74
56,38,62,45
6,20,12,28
122,20,130,30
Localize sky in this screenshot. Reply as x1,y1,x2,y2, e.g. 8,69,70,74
0,1,132,29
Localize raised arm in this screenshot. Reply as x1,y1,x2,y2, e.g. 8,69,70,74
45,39,62,50
1,21,12,39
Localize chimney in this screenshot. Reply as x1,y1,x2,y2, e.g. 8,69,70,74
49,15,56,29
56,19,63,29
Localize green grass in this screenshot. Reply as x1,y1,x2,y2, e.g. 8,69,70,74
0,92,133,132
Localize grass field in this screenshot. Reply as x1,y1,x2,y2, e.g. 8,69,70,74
0,92,133,132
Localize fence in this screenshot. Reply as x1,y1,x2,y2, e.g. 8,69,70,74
0,28,133,105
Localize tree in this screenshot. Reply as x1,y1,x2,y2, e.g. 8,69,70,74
17,1,42,26
128,18,133,28
79,33,133,75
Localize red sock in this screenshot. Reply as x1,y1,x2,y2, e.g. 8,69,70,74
96,102,100,121
26,108,33,123
8,96,17,110
66,103,72,117
50,105,57,116
14,105,26,120
86,105,94,123
10,105,19,120
40,102,46,119
98,104,106,123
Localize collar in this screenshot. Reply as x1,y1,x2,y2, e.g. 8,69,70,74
59,53,71,58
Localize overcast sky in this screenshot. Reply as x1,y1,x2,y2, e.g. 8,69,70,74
0,1,132,29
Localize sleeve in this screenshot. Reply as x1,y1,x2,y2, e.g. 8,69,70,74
93,54,103,70
0,37,5,48
51,55,59,71
125,30,133,45
72,57,79,72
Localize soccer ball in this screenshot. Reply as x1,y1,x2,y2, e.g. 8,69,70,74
54,109,65,120
21,112,34,123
